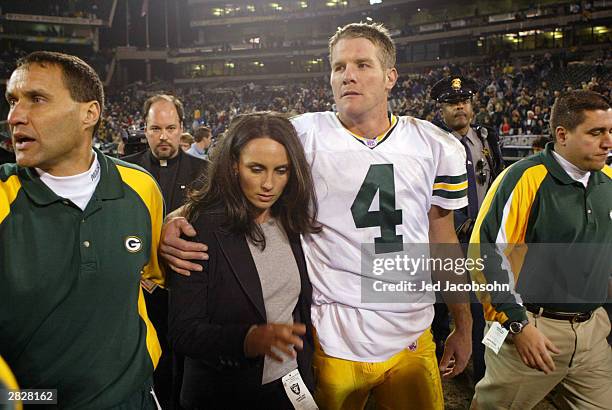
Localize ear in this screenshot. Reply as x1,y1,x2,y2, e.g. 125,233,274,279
385,67,398,91
555,126,568,145
81,101,101,134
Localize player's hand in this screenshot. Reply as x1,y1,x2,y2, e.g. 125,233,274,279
512,324,560,374
244,323,306,362
439,328,472,379
159,216,208,276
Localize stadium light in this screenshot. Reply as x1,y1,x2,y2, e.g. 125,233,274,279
370,0,382,4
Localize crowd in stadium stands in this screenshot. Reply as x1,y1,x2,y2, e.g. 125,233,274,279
0,43,110,83
0,0,103,19
95,57,610,155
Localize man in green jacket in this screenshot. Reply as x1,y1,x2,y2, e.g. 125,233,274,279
1,51,165,409
469,90,612,409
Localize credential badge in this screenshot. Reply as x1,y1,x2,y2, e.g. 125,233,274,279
125,236,143,253
290,383,301,395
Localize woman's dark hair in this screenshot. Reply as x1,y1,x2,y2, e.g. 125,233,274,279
184,111,320,248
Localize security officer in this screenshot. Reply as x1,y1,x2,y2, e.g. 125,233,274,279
431,77,504,238
430,76,504,384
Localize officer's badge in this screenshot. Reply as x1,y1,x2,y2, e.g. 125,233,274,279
451,78,462,90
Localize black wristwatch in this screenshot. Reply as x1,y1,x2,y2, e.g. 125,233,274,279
504,319,529,335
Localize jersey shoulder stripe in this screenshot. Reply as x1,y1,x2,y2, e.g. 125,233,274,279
114,160,165,289
403,117,468,209
434,174,468,184
469,158,548,323
473,157,548,247
0,164,22,226
114,159,164,369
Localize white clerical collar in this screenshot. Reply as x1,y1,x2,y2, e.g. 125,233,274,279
551,150,590,188
37,150,101,210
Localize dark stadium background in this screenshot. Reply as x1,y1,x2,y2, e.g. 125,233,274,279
0,1,609,407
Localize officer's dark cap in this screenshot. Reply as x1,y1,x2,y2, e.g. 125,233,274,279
430,77,479,104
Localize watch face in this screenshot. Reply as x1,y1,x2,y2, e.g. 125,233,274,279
509,322,523,334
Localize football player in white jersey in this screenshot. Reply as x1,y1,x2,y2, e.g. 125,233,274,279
160,22,472,410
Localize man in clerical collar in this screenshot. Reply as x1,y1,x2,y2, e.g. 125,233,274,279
122,94,206,409
123,94,207,213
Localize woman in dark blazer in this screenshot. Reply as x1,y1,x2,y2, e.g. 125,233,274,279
168,112,320,410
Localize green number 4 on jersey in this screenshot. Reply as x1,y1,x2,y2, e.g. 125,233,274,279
351,164,403,254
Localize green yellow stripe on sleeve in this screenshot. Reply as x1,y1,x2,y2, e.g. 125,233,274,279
433,173,467,199
117,165,165,369
117,165,166,288
0,175,22,225
0,355,22,410
468,166,511,322
432,188,467,199
432,181,468,192
434,174,467,184
468,164,548,323
137,286,162,369
500,164,548,244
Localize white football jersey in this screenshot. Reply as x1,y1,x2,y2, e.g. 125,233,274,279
291,111,467,362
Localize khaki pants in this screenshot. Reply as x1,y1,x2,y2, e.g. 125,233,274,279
472,307,612,410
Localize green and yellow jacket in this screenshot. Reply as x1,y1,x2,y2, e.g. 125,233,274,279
469,143,612,324
0,149,165,409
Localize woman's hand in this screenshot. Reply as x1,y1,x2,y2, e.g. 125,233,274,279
244,323,306,362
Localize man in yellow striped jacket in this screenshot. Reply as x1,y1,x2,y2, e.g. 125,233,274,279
469,90,612,409
1,51,164,409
